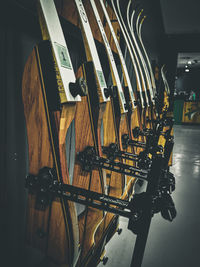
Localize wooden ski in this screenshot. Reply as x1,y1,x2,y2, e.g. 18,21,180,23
23,0,87,265
74,0,120,265
136,11,157,99
127,3,155,108
110,0,149,130
88,0,136,192
99,0,144,155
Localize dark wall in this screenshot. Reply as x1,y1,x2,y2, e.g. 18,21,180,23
160,0,200,34
0,2,42,266
0,2,86,266
176,68,200,95
143,0,178,96
159,0,200,95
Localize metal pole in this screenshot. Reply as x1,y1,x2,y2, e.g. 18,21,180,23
130,215,151,267
129,154,163,267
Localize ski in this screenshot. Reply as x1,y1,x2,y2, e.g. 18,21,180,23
23,0,88,266
127,2,155,107
74,0,127,265
136,11,157,98
110,0,149,129
99,0,145,153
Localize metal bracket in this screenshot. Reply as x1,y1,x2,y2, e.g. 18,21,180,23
102,143,151,170
25,151,176,267
25,160,176,230
77,146,149,180
121,134,163,155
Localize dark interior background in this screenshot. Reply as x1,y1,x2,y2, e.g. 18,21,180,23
175,68,200,97
1,0,200,266
160,0,200,99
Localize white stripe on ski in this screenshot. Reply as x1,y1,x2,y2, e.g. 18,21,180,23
89,0,127,113
115,0,149,107
137,13,156,96
74,0,108,103
99,0,136,109
39,0,81,102
161,65,170,95
110,0,144,108
128,2,154,105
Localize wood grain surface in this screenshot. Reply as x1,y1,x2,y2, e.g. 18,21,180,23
73,96,105,263
22,47,79,266
22,48,53,253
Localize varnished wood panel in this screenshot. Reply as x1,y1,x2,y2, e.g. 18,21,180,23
48,104,80,265
100,100,124,241
103,101,123,199
73,96,104,262
118,114,136,198
22,48,78,266
22,49,53,252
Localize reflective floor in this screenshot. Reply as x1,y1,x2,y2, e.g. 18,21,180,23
98,125,200,267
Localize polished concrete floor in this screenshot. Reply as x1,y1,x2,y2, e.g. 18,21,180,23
98,125,200,267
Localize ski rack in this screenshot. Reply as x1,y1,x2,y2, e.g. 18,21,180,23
25,149,176,267
132,126,172,140
122,134,147,149
102,143,139,161
121,132,164,157
25,154,173,219
102,143,151,170
122,113,174,152
77,146,149,180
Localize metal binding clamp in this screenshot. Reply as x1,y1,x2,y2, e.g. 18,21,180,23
69,77,88,97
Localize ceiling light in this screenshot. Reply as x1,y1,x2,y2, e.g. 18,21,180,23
185,69,190,72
